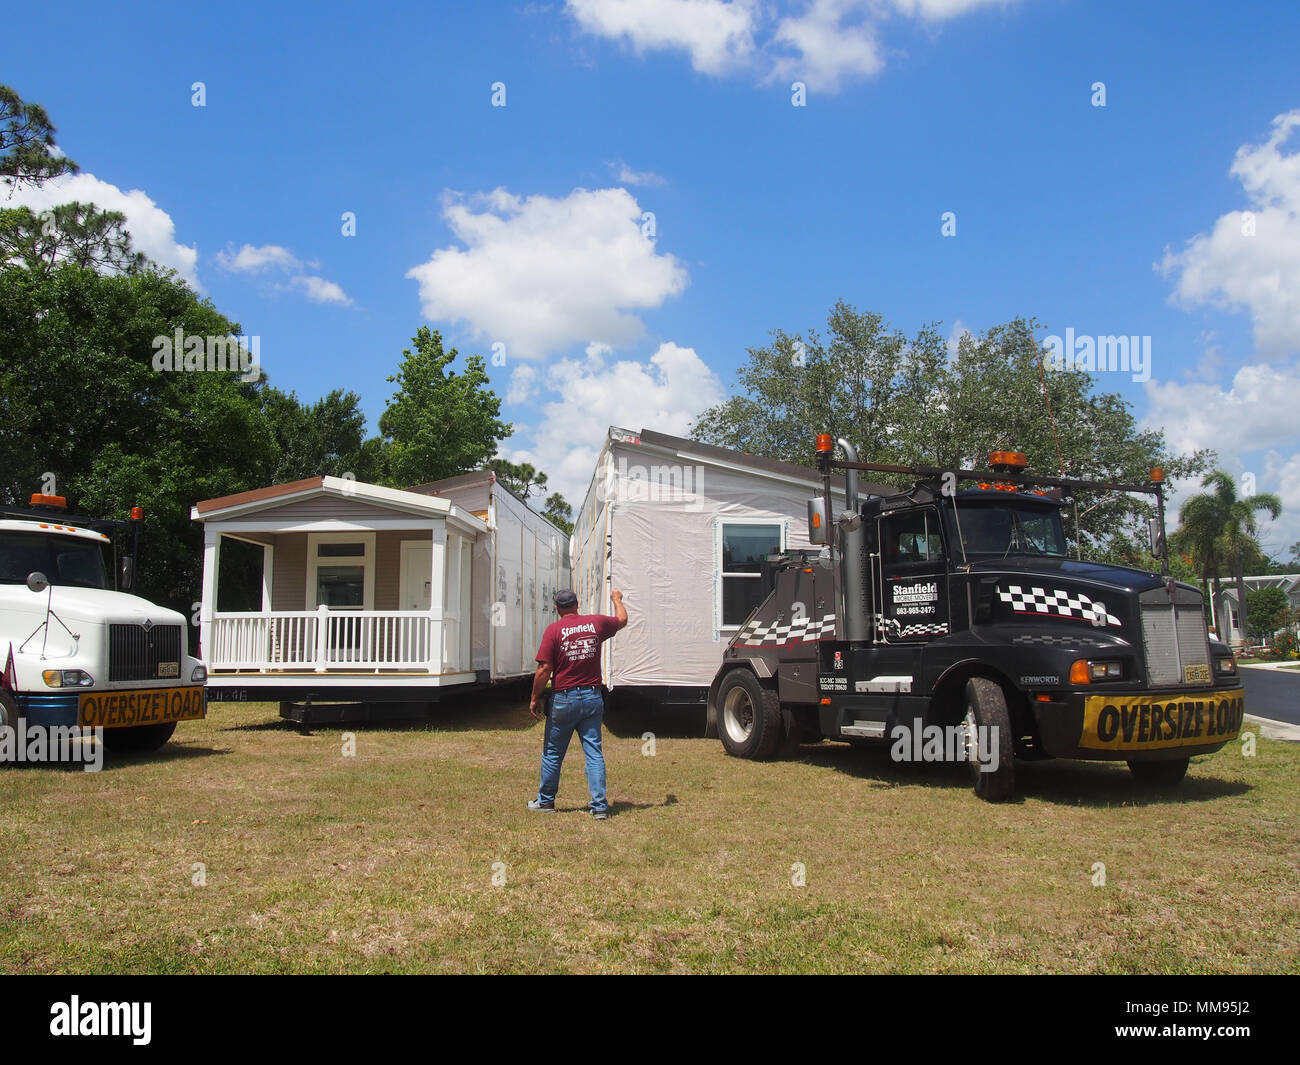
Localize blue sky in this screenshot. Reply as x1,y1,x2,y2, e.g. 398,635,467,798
5,0,1299,555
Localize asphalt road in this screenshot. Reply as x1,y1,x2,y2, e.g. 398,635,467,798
1242,667,1300,727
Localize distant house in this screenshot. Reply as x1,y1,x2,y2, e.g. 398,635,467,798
191,471,567,708
1209,574,1300,645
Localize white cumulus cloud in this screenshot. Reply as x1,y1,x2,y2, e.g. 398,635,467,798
1143,361,1300,554
4,171,198,284
568,0,1021,92
567,0,759,75
290,275,353,306
216,243,302,273
406,186,688,360
500,340,724,504
1160,110,1300,357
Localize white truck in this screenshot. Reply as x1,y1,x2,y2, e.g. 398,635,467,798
0,494,207,752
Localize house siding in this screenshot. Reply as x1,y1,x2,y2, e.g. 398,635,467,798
271,532,306,611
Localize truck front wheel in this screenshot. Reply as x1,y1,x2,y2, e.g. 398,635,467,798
1127,757,1189,788
963,677,1016,802
717,669,783,760
102,722,177,753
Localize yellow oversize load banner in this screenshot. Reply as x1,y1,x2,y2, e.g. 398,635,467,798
1079,690,1244,751
79,686,206,729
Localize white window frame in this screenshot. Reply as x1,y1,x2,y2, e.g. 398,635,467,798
715,519,786,631
306,531,375,611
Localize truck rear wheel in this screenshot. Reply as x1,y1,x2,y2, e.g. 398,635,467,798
102,722,177,753
1127,757,1189,788
963,677,1015,802
717,669,783,760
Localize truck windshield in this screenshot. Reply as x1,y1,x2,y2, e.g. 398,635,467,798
0,531,111,589
954,504,1069,557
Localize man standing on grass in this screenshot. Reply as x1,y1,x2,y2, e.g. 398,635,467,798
527,588,628,819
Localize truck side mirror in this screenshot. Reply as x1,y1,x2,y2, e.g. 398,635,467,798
1147,517,1164,557
119,555,135,592
26,571,49,594
807,497,829,545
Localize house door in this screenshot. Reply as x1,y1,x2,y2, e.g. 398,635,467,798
399,541,433,610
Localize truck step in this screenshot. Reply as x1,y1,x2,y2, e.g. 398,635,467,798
841,720,889,739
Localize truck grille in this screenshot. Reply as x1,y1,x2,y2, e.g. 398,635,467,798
108,623,183,683
1140,602,1210,686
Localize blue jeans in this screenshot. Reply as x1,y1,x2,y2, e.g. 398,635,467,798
537,687,607,812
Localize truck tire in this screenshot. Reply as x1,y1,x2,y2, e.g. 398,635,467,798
717,669,783,760
1127,757,1189,788
0,690,21,731
102,722,177,753
963,677,1016,802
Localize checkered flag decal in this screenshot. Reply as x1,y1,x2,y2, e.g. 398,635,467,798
998,584,1120,627
879,617,950,639
735,612,837,646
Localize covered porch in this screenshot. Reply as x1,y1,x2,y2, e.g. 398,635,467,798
193,476,489,679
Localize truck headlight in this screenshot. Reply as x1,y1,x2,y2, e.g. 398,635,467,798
191,665,207,683
1215,655,1237,675
1070,659,1123,684
42,669,95,688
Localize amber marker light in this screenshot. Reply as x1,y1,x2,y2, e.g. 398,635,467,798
1069,660,1092,685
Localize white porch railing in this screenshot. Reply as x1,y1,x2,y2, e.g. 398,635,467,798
210,607,465,673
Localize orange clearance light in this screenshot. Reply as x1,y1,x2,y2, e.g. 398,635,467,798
1069,660,1092,685
988,451,1028,469
1035,694,1052,702
1149,467,1165,483
811,511,822,530
130,506,144,521
815,433,834,455
820,698,832,706
30,493,67,509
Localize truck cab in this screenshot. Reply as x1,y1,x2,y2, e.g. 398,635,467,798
0,496,207,753
708,442,1244,800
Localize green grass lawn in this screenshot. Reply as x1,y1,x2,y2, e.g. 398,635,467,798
2,695,1297,974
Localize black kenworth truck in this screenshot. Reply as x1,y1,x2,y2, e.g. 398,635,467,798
706,435,1245,800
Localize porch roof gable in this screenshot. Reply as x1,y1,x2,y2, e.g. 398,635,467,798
191,475,474,525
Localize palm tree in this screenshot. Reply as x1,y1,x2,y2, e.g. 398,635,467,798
1172,472,1281,643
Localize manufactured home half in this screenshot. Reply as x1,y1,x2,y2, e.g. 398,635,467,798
192,471,567,707
571,427,892,705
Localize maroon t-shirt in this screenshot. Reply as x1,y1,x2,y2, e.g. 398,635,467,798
536,613,621,691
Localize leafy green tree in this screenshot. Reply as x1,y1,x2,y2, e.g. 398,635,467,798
0,263,279,623
0,203,145,275
542,492,574,536
260,387,384,484
694,301,1211,554
0,84,78,189
1245,586,1289,641
489,459,548,499
379,327,510,488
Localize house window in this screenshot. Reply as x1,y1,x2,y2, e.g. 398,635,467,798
720,522,782,627
306,533,374,610
1229,607,1240,631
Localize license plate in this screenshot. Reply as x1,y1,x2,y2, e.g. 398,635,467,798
1184,663,1211,684
1079,690,1244,751
79,686,206,729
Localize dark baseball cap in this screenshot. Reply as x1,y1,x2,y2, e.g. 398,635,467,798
554,588,578,609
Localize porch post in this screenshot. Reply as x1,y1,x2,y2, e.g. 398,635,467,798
428,522,447,674
200,527,220,665
261,543,274,611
